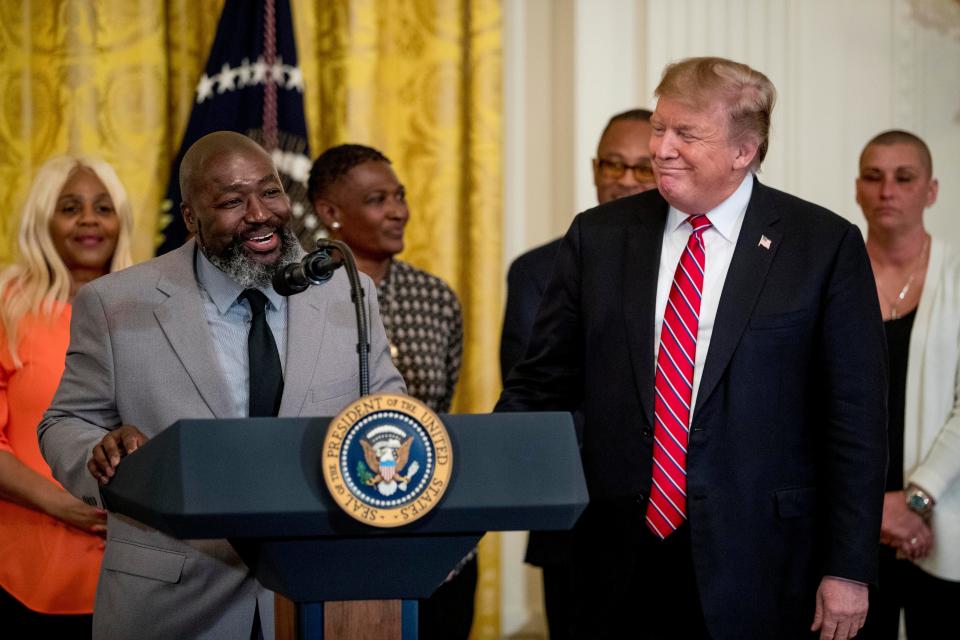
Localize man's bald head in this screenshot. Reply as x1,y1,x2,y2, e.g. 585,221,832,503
179,131,274,204
177,131,296,288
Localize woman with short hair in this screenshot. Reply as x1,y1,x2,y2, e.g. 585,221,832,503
857,130,960,639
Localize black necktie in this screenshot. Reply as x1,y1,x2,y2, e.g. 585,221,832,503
240,289,284,417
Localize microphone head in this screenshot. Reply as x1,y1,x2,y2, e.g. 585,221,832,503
272,262,310,296
302,248,342,284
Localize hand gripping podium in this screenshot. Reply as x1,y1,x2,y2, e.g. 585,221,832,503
100,411,588,640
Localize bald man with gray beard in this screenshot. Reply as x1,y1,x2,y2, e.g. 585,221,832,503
39,132,405,639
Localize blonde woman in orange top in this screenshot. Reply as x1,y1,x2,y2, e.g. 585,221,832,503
0,156,133,635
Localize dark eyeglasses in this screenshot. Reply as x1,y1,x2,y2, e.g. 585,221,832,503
596,158,655,182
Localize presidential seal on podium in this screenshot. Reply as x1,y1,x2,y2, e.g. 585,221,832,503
322,393,453,527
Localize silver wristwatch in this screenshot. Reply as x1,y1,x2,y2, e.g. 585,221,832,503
905,485,934,517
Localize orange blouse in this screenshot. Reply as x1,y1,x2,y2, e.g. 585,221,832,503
0,305,102,614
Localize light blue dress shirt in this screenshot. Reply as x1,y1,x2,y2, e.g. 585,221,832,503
194,248,288,417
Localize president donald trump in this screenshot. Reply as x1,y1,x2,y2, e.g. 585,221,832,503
497,57,887,639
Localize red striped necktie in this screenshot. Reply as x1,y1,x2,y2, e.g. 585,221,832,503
646,214,712,539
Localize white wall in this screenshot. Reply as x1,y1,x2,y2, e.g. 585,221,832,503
504,0,649,271
571,0,645,214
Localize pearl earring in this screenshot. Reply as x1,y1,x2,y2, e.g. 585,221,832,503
330,221,342,231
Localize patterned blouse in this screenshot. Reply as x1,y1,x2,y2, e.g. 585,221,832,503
375,259,463,413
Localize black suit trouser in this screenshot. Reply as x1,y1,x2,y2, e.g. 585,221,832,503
571,500,709,640
860,545,960,640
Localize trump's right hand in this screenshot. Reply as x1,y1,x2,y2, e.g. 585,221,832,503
88,425,149,485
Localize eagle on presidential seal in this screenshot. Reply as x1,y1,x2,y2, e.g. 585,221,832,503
359,424,421,497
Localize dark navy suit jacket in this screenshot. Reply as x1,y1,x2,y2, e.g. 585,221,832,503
496,179,888,638
501,239,562,382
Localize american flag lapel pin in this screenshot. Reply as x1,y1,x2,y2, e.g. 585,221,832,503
758,235,772,250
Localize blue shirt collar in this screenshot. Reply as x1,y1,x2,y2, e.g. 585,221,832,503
195,248,285,314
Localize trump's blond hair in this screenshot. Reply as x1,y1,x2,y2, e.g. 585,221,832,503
656,56,776,171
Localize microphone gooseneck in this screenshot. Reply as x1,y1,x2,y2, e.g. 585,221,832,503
318,240,371,396
271,239,370,396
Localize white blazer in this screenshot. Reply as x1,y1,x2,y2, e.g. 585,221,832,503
904,237,960,581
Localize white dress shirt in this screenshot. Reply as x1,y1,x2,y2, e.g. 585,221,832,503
654,174,753,411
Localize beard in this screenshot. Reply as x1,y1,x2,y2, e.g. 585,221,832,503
203,226,301,289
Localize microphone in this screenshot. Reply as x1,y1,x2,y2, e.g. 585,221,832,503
271,238,371,394
272,247,344,296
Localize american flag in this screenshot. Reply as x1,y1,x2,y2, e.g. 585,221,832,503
156,0,316,255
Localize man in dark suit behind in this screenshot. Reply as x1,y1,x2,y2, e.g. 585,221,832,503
499,108,655,640
496,57,887,640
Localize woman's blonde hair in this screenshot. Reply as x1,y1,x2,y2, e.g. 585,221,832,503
0,155,134,367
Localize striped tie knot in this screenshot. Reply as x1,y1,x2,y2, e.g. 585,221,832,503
687,214,712,234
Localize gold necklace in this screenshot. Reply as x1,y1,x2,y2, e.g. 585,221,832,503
877,235,930,320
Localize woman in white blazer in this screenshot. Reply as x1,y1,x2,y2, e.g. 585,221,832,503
857,130,960,639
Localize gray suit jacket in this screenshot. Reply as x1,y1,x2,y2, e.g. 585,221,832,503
39,240,406,639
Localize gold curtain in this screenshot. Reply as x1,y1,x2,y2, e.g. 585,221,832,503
0,0,224,262
0,0,503,636
294,0,503,418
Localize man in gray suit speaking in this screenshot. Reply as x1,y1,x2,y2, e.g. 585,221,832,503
38,131,405,639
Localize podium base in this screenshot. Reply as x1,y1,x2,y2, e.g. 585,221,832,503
283,600,417,640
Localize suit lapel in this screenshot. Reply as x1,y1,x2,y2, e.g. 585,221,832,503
623,198,669,428
694,180,782,417
278,285,328,416
154,241,236,418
